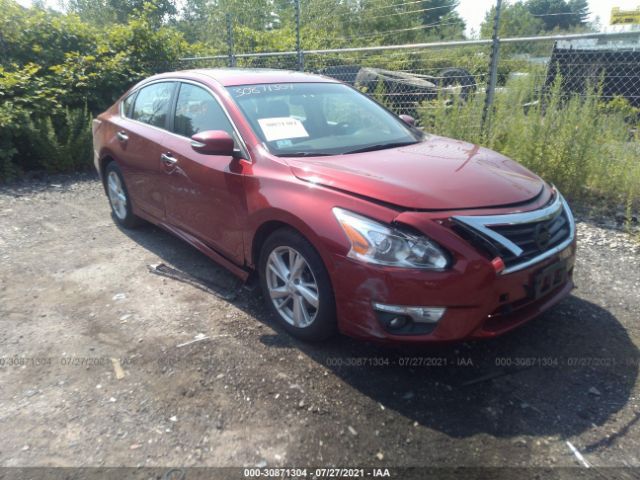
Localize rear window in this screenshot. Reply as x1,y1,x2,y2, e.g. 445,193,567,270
131,82,175,129
121,92,136,118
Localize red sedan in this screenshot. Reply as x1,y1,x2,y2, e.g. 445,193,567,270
92,69,576,343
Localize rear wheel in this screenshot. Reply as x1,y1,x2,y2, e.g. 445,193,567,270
105,162,141,229
437,68,477,100
355,67,437,115
259,229,336,341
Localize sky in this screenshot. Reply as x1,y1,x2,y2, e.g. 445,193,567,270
14,0,640,36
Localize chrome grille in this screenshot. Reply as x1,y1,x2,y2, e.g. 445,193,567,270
489,207,570,267
452,192,575,274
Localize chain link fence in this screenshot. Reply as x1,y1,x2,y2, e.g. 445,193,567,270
180,30,640,128
546,36,640,107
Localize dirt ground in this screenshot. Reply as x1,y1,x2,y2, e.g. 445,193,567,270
1,174,639,476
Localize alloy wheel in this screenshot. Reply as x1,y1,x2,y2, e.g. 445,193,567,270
265,246,320,328
107,171,127,220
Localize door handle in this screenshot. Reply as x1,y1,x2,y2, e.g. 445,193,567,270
161,153,178,167
116,131,129,142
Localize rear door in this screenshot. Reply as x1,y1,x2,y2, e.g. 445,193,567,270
161,81,248,264
115,81,177,220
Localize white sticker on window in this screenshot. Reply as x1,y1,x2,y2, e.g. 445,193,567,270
258,117,309,142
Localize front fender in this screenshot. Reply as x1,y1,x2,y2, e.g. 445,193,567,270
242,171,399,275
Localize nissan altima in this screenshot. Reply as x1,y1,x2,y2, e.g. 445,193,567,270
92,69,576,343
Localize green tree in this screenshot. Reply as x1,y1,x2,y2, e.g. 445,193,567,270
419,0,465,39
0,0,95,66
568,0,590,24
175,0,216,44
434,9,466,39
480,1,543,38
525,0,589,31
63,0,177,26
175,0,283,51
420,0,459,25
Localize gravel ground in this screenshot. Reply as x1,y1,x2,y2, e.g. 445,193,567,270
0,174,639,475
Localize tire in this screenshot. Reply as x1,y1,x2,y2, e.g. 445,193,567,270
259,228,337,342
317,65,362,86
437,68,477,100
355,67,437,94
355,67,437,115
104,161,142,229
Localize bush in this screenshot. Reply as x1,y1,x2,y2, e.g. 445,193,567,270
21,107,94,174
0,102,29,179
0,104,93,178
0,0,198,181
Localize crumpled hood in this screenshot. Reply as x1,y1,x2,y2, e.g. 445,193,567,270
287,135,545,210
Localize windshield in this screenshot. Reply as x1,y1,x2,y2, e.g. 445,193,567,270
227,82,422,157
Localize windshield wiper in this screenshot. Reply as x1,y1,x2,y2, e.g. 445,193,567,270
342,141,418,155
277,152,334,157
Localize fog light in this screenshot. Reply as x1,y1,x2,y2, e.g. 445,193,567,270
389,316,408,329
372,303,446,324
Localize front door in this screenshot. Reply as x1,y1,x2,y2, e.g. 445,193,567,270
162,82,247,264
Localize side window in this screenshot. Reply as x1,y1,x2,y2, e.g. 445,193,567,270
122,92,136,118
131,82,175,128
174,83,233,138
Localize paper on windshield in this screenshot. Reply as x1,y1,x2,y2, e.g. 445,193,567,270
257,117,309,142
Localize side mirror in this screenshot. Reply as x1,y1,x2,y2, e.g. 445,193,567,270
399,114,416,127
190,130,235,156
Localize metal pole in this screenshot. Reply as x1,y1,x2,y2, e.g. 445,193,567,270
481,0,502,137
226,13,236,68
295,0,303,71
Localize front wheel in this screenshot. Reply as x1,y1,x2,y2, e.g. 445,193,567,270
259,229,337,341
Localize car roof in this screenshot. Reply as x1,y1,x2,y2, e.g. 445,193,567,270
148,68,339,87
